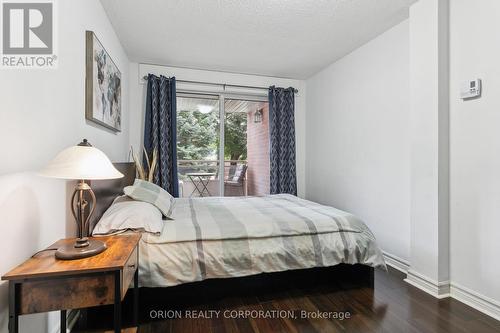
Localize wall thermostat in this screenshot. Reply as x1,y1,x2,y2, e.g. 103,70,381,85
461,79,481,99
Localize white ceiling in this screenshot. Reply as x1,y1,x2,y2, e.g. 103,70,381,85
100,0,416,79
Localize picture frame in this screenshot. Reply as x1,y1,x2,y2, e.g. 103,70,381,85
85,31,122,132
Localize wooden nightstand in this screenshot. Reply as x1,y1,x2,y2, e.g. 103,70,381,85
1,233,141,333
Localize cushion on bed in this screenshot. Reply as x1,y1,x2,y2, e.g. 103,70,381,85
93,195,164,235
124,179,174,219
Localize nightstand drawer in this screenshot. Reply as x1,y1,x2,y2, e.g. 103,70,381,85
122,246,138,298
19,273,115,314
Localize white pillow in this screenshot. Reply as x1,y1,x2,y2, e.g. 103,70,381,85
93,196,164,235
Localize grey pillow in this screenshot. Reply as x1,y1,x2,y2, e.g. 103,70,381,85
124,179,174,219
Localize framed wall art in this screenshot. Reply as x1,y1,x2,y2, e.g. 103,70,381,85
85,31,121,132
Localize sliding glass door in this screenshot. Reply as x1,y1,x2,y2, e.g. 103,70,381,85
223,98,269,197
177,93,269,198
176,94,221,198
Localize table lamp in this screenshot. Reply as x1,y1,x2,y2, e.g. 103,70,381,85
40,139,124,260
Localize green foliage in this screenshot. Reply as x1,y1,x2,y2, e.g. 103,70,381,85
224,112,247,161
177,110,218,160
177,110,247,162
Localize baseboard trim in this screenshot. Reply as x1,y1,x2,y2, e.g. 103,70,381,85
404,269,450,299
450,283,500,322
382,252,500,322
400,268,500,323
382,251,409,274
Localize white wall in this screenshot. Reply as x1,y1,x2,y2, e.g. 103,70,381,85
128,63,307,197
305,20,411,263
449,0,500,308
0,0,130,332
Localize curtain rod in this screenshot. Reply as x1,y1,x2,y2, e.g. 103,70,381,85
142,76,299,93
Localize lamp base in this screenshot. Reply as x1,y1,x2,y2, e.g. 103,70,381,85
55,239,107,260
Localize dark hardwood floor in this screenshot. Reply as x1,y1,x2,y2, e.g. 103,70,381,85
79,267,500,333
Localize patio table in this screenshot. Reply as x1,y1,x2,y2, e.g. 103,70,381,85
186,172,216,197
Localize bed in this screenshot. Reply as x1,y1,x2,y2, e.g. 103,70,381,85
90,163,385,290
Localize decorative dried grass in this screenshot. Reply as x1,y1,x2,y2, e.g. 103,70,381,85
130,146,157,182
148,149,158,182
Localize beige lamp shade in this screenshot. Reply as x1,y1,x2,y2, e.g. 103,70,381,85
40,139,124,180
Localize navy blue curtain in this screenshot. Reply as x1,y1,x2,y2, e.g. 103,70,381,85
269,86,297,195
144,74,179,197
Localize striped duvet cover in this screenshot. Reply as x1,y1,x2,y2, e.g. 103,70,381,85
139,194,385,287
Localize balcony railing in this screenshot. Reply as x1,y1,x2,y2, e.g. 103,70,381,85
178,160,248,197
178,159,247,180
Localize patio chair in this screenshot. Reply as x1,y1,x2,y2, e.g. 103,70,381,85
224,164,247,196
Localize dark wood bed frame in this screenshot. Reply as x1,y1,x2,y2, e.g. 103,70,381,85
86,162,375,326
